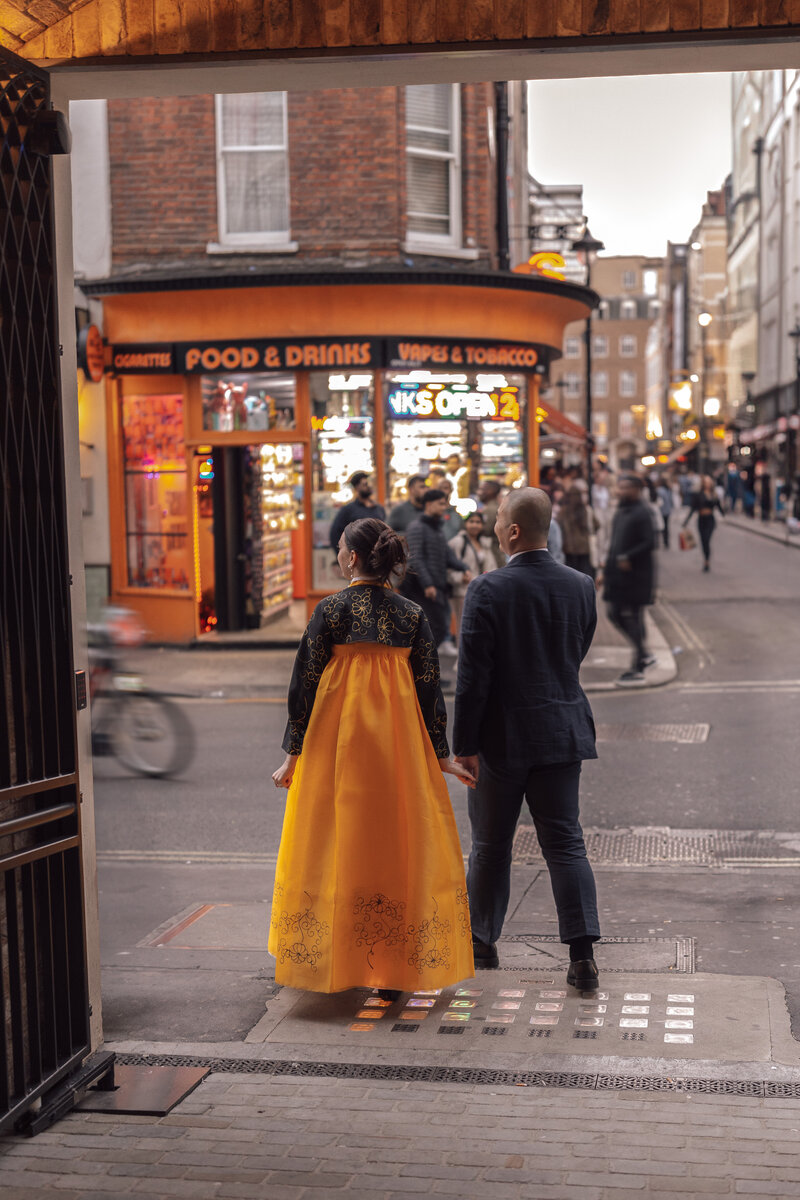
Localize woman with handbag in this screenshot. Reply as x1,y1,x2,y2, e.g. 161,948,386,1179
449,512,497,641
682,475,724,571
270,518,476,1001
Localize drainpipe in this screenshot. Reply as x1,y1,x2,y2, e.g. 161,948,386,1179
494,82,510,272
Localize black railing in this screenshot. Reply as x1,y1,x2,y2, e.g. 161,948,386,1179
0,49,91,1132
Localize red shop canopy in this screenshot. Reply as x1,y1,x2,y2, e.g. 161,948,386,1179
537,404,586,442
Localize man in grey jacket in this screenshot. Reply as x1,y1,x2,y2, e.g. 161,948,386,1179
403,489,471,650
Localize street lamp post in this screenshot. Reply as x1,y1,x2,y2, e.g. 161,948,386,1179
571,224,605,504
787,323,800,495
697,311,713,477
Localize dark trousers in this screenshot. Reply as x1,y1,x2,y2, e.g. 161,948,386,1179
698,515,715,562
662,514,670,549
565,552,594,579
606,599,647,671
419,594,450,645
467,758,600,946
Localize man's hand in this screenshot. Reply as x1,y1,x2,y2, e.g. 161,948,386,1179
454,754,480,783
463,570,472,583
617,556,632,571
424,585,437,599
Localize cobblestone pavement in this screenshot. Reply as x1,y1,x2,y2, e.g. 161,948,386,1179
4,1073,800,1199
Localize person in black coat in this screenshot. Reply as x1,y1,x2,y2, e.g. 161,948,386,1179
328,472,385,553
603,474,656,686
453,487,601,991
402,489,470,649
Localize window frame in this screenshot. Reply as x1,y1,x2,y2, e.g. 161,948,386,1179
404,83,463,252
214,92,292,248
592,334,609,358
565,336,581,358
619,370,637,398
619,334,638,357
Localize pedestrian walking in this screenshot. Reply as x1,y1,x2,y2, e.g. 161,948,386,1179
656,476,674,549
387,473,426,532
439,478,464,541
270,518,476,998
477,479,505,566
449,513,497,641
683,474,724,572
758,467,772,522
328,472,385,553
558,485,599,578
452,488,601,990
603,474,657,686
403,489,471,655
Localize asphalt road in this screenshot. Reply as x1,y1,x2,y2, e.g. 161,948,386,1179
94,518,800,849
92,517,800,1043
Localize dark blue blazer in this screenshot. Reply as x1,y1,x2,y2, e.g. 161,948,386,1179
453,549,597,767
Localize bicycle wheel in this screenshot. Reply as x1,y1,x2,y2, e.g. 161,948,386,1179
111,691,196,778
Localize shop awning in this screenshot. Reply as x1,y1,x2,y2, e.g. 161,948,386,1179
537,404,586,442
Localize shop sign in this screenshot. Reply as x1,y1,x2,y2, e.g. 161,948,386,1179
386,338,540,370
112,343,175,373
387,383,521,421
77,324,106,382
175,338,382,372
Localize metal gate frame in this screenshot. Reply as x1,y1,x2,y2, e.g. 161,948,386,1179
0,46,93,1133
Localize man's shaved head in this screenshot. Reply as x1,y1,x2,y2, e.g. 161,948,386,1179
504,487,553,545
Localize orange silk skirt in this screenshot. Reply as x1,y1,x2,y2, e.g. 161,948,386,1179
269,643,474,993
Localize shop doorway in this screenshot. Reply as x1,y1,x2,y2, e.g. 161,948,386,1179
193,443,304,635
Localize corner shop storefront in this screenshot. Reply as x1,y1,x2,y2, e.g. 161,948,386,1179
97,271,594,642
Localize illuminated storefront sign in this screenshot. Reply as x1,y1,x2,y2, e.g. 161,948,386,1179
111,337,544,375
387,383,521,421
386,338,540,370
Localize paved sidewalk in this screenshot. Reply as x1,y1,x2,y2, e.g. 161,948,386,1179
725,513,800,549
4,1072,800,1198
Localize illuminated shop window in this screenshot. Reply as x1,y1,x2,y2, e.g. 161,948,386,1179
385,371,527,511
200,372,296,432
405,84,462,248
122,394,190,591
215,93,290,244
310,372,376,591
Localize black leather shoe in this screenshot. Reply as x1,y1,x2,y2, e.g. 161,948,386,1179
376,989,401,1002
566,959,599,991
472,937,499,970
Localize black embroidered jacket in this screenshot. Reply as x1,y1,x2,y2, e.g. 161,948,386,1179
282,584,449,758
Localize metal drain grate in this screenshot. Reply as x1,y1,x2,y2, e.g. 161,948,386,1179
513,826,800,867
596,723,710,744
116,1054,797,1097
501,933,695,974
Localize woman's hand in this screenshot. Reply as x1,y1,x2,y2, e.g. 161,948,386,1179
272,755,298,789
440,757,477,788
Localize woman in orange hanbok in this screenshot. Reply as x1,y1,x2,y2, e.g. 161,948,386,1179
270,518,475,998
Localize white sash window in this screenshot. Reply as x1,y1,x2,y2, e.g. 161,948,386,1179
405,84,462,250
215,93,291,246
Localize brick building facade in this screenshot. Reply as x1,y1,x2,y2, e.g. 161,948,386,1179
104,83,500,274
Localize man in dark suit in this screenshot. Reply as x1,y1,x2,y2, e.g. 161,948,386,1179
453,487,601,990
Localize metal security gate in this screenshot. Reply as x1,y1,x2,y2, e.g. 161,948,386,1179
0,49,92,1132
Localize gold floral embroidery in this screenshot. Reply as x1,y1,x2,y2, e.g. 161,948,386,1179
353,893,409,969
272,893,330,970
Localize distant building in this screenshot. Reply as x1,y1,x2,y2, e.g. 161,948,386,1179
549,254,663,471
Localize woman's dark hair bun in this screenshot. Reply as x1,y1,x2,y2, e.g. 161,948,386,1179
344,518,407,583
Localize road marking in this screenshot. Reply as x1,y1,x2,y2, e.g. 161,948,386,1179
656,597,715,666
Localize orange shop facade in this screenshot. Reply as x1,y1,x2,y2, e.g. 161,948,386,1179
95,272,594,643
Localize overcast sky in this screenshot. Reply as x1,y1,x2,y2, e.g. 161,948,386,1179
527,73,733,257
